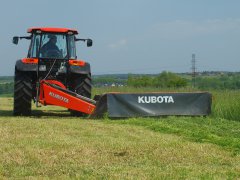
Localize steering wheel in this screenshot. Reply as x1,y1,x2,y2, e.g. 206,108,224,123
45,49,62,58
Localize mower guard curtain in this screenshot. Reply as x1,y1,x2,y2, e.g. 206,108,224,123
92,92,212,118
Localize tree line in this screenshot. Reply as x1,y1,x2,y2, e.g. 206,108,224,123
127,71,187,88
1,72,240,95
196,74,240,90
0,82,14,95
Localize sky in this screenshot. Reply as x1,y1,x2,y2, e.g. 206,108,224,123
0,0,240,75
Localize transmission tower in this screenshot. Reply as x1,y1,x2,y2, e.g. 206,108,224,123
191,54,196,88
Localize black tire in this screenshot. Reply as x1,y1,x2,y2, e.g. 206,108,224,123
70,73,92,116
13,69,33,116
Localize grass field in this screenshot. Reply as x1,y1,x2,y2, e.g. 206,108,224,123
0,90,240,179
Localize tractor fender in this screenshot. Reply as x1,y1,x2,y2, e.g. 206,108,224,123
69,62,91,74
15,59,37,72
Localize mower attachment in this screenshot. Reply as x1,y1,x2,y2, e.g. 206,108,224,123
39,80,96,115
37,80,212,118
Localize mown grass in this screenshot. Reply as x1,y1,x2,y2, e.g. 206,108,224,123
107,117,240,155
0,114,240,179
0,89,240,179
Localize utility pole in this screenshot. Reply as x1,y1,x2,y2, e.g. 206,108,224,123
191,54,196,88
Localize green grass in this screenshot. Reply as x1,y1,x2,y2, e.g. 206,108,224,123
107,117,240,155
0,93,12,97
212,90,240,121
0,90,240,179
0,116,240,179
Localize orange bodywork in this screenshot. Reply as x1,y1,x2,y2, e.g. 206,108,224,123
69,60,86,66
38,80,96,115
22,58,38,64
22,58,86,67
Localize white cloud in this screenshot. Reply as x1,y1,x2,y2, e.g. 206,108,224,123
108,39,127,49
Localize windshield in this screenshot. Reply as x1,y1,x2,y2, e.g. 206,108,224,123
40,33,67,59
28,33,77,59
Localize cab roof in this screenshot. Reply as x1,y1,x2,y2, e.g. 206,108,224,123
27,27,78,34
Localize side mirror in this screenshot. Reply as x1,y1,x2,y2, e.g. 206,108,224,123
12,36,19,45
87,39,93,47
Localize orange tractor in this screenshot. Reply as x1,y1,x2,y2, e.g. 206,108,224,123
13,27,96,116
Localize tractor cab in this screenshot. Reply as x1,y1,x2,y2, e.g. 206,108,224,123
13,27,92,60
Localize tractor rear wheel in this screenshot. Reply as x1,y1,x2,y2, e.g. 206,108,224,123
70,73,92,116
13,70,32,116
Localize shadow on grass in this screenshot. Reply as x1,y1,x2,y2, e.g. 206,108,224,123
0,109,73,118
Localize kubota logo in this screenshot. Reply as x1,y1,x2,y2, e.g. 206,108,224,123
49,92,69,103
138,96,174,104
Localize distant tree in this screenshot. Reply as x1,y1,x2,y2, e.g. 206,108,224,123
92,76,126,86
127,71,187,88
154,71,187,88
0,82,14,95
127,75,152,87
196,73,240,90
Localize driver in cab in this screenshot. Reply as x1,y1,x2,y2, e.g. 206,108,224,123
40,35,61,58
